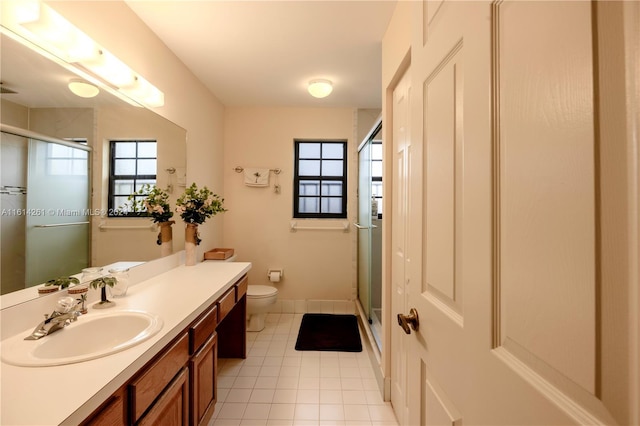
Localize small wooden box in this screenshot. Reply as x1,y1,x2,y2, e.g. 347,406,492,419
204,248,234,260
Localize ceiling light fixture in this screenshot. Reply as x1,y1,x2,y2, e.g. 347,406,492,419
68,79,99,98
4,0,164,108
308,79,333,98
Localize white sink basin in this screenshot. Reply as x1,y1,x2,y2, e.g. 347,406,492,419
1,310,163,367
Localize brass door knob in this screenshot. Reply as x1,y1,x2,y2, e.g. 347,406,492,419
397,308,419,334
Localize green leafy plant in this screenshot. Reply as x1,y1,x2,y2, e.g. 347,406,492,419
45,276,79,289
90,276,118,304
175,183,226,225
123,184,174,223
89,277,117,289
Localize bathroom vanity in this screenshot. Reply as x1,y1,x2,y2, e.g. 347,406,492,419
0,258,251,425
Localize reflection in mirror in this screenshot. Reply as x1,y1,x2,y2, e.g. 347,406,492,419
1,127,91,295
0,31,186,298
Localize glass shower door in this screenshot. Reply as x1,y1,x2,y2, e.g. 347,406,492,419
357,141,373,321
25,138,90,287
357,120,383,351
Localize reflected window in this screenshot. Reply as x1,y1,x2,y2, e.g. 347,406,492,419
46,139,88,176
294,140,347,218
372,141,383,218
108,140,157,216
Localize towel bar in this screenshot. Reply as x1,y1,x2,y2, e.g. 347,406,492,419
34,221,89,228
234,166,281,175
290,221,349,232
98,222,156,232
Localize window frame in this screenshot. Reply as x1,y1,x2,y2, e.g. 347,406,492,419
107,140,157,217
371,140,383,219
293,139,348,219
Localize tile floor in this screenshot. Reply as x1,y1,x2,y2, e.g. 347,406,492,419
210,313,399,426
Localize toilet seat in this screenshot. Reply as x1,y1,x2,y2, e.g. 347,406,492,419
247,285,278,299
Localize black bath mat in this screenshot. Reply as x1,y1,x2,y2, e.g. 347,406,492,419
295,313,362,352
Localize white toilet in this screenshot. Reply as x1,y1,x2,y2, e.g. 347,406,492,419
246,285,279,332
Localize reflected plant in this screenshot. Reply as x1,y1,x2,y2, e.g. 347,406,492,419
44,276,79,290
122,184,174,223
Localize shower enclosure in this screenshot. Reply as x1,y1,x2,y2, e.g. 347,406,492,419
1,126,90,295
356,119,383,351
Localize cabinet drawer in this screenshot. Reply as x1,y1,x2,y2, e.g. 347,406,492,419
130,333,189,423
217,288,235,323
189,304,217,354
236,275,248,300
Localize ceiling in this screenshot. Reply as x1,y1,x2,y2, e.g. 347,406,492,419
124,1,397,108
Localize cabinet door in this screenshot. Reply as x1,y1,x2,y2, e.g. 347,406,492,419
189,333,217,426
138,367,189,426
81,386,127,426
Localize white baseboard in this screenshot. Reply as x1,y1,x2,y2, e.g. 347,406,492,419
268,299,356,314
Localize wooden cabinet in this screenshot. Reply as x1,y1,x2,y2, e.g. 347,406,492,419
82,274,247,426
189,333,217,425
218,274,247,359
138,368,189,426
217,287,235,323
131,333,189,423
189,305,217,354
188,299,219,426
81,386,127,426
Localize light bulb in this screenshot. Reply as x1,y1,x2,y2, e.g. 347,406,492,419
308,79,333,98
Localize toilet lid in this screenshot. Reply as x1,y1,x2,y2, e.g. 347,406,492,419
247,285,278,298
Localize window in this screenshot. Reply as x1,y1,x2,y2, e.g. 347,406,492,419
108,140,157,216
370,117,383,217
294,140,347,218
46,139,88,177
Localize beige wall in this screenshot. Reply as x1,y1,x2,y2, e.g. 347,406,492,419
1,99,29,128
223,107,357,301
357,109,382,146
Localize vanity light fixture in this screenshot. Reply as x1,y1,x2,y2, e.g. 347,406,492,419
308,79,333,99
4,0,164,108
120,75,165,109
68,79,99,98
79,49,137,89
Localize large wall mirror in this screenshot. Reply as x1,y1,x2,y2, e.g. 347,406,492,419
1,30,187,298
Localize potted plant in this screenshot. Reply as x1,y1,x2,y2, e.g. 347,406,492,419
127,184,175,256
175,183,226,265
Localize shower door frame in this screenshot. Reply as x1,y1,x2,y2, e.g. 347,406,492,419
356,118,383,350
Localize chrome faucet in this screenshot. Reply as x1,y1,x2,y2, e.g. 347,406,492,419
25,296,83,340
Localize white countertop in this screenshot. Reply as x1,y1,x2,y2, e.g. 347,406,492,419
0,260,251,425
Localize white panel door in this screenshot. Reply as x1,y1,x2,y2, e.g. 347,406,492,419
390,67,411,426
399,1,639,425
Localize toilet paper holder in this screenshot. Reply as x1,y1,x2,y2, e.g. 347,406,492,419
267,269,283,281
